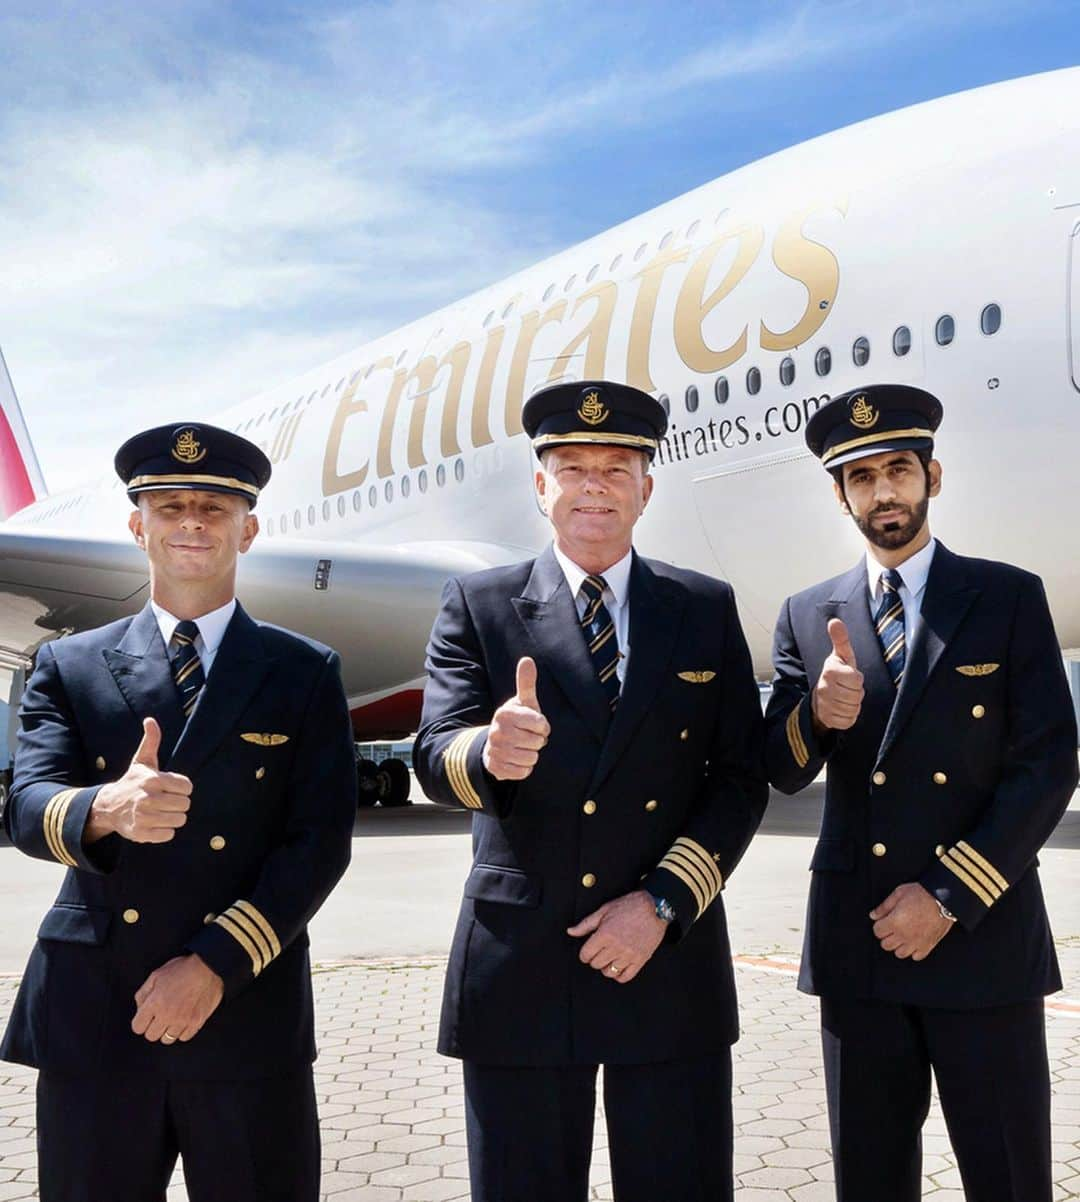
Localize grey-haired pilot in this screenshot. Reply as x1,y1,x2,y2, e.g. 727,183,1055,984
414,380,768,1202
763,385,1077,1202
1,423,357,1202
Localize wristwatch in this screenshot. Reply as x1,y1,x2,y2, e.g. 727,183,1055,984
649,893,676,924
937,901,957,923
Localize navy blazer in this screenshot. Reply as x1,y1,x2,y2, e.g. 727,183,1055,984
764,544,1077,1007
414,546,768,1066
1,602,356,1079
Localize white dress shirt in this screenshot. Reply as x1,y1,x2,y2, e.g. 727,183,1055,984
151,597,237,680
552,545,633,683
866,537,937,650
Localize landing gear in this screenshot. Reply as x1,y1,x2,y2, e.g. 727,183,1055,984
355,755,412,808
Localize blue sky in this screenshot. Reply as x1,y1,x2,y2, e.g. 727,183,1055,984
1,0,1076,491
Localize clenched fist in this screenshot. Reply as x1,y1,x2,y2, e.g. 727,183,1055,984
85,717,193,844
483,657,551,781
811,619,864,733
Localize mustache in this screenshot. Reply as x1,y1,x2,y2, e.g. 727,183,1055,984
869,503,912,518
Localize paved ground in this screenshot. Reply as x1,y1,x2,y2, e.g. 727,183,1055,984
0,787,1077,1200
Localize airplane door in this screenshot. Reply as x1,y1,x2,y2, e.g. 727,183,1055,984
1070,219,1080,393
690,448,864,668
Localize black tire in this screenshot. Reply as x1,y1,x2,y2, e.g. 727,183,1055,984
356,757,381,808
379,757,412,807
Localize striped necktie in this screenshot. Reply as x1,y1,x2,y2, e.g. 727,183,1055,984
579,574,620,712
171,619,206,717
874,569,906,688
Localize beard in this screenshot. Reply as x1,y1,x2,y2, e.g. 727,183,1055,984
853,494,929,550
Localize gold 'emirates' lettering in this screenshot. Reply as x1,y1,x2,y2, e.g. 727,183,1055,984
319,204,843,496
674,224,764,373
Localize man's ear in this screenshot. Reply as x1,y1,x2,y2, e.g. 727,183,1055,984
535,468,548,514
928,459,942,498
832,478,850,515
129,508,146,548
239,510,259,554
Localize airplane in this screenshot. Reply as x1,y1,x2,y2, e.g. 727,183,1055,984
3,65,1080,805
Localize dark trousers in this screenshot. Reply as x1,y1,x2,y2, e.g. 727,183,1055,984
36,1068,320,1202
821,995,1051,1202
463,1052,733,1202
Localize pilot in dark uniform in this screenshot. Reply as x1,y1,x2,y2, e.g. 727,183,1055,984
764,386,1077,1202
414,381,768,1202
2,424,357,1202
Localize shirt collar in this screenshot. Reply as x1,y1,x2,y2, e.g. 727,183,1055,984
552,544,633,606
150,597,237,652
866,537,937,599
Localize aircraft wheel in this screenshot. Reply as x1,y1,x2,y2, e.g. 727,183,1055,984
356,757,381,808
379,757,413,807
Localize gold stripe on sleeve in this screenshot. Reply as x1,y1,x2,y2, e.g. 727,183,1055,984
43,789,79,867
234,900,282,962
786,703,809,769
955,841,1008,894
671,837,724,898
443,728,486,810
940,850,995,908
214,912,267,975
659,857,708,916
946,847,1003,901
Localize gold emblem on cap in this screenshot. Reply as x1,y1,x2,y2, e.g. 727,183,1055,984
171,429,207,465
578,390,609,427
849,395,879,430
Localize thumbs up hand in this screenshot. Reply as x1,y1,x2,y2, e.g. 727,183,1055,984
483,657,551,781
811,618,865,733
85,717,194,845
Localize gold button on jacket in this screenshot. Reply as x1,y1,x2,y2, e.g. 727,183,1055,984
872,771,887,786
972,705,986,719
582,800,596,815
872,843,887,857
581,873,596,888
210,835,226,851
122,908,140,924
933,772,948,785
645,799,659,812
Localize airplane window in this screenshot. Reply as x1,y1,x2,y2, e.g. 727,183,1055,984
348,371,360,385
610,254,622,272
454,458,465,482
395,350,408,367
746,367,761,396
269,408,278,422
401,476,411,499
686,220,701,239
660,231,673,250
322,500,331,521
437,463,447,487
586,264,599,282
779,357,796,386
935,315,955,346
336,378,345,391
307,505,316,525
483,311,495,328
293,509,301,531
280,516,287,535
384,481,394,503
264,521,272,538
715,207,730,225
564,275,576,293
308,391,317,403
256,414,265,426
658,394,670,416
542,284,555,302
852,337,871,366
685,385,699,413
634,243,648,261
815,347,831,376
715,376,729,404
352,490,362,512
337,496,346,517
892,326,912,357
418,469,429,493
501,301,515,319
368,485,377,508
980,303,1002,335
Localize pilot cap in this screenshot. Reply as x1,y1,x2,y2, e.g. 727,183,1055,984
805,385,943,470
522,380,668,460
115,423,272,507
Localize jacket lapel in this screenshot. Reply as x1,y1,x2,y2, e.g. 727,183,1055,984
170,604,273,777
592,555,684,790
102,604,187,763
876,543,980,765
511,545,611,744
815,560,896,738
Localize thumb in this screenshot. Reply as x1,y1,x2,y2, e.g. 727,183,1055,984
515,656,540,711
827,618,857,668
132,717,161,770
567,907,605,938
869,887,902,921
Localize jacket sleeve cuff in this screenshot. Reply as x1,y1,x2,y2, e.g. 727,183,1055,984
919,840,1010,931
442,725,514,817
43,785,113,875
786,695,836,770
642,836,725,940
186,900,283,999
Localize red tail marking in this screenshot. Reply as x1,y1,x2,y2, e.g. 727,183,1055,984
0,402,35,516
